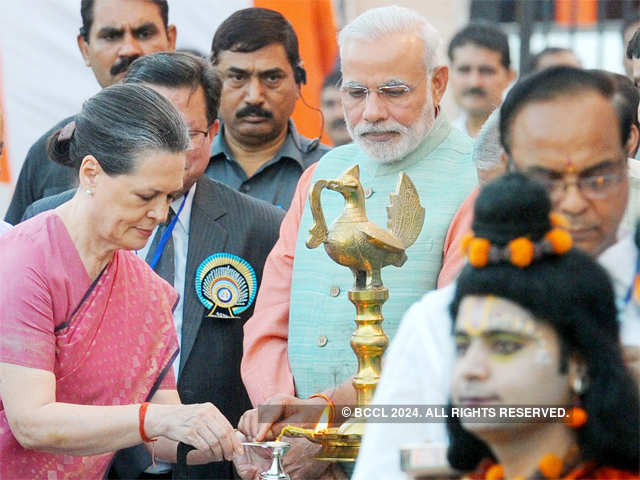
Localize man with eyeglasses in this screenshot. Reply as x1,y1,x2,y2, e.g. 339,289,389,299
502,66,629,256
235,6,476,479
22,52,285,480
440,68,640,288
353,66,640,480
501,66,639,379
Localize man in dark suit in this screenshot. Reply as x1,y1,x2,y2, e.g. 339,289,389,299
24,52,284,480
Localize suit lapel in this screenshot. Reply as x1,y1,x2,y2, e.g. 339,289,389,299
180,177,229,376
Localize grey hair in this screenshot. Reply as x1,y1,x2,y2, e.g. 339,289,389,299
47,83,189,175
338,5,444,72
472,108,503,172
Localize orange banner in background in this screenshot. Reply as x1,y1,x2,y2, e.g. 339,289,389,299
0,51,10,184
254,0,339,145
0,136,8,183
555,0,598,26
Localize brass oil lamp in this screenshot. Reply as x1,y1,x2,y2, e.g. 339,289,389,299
279,164,425,461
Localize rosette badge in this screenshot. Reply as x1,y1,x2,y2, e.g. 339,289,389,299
195,253,257,319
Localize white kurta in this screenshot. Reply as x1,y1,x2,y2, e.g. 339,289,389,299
354,236,640,479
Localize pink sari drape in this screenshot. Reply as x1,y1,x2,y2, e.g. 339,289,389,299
0,249,178,480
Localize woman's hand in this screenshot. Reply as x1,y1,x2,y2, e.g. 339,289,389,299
232,430,271,480
0,366,242,463
146,402,243,461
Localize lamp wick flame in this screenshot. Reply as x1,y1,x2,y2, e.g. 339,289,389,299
314,406,330,433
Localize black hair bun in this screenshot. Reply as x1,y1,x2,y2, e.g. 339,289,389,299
472,172,552,246
46,127,78,168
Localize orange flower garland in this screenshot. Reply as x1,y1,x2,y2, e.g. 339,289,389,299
509,237,535,268
461,214,573,269
482,454,563,480
539,454,564,479
545,228,573,254
485,464,504,480
480,453,636,480
550,212,569,228
469,238,491,267
565,407,588,428
461,232,474,253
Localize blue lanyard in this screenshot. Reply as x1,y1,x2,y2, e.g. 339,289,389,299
623,254,640,308
148,192,189,270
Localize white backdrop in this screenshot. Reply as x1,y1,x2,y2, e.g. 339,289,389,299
0,2,628,217
0,0,251,216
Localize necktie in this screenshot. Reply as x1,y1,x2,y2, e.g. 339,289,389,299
145,208,175,286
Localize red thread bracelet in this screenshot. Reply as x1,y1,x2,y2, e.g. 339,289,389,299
139,402,156,443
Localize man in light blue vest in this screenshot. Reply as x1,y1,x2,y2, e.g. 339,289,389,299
237,6,477,479
354,66,640,480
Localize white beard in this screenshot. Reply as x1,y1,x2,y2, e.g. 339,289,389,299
346,91,436,165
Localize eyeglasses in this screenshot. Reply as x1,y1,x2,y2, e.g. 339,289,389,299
188,129,209,151
340,82,415,108
526,161,627,202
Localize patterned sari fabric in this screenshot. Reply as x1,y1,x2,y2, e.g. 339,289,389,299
0,212,178,479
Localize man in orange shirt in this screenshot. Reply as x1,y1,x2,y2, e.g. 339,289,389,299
236,6,477,479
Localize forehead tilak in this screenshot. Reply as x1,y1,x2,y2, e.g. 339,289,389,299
459,296,538,337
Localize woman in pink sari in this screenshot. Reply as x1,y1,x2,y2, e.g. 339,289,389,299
0,84,242,479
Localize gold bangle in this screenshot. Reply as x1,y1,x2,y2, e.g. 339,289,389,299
309,393,336,424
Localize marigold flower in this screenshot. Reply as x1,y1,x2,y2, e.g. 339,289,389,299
468,238,490,267
549,212,569,228
545,228,572,254
486,464,504,480
539,453,563,479
460,232,474,253
564,406,588,428
509,237,534,267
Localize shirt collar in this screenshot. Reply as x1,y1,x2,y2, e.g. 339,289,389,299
210,119,307,170
599,233,637,289
453,113,471,137
171,183,197,233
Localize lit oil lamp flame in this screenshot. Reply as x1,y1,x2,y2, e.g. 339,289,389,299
276,406,332,442
314,406,330,433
